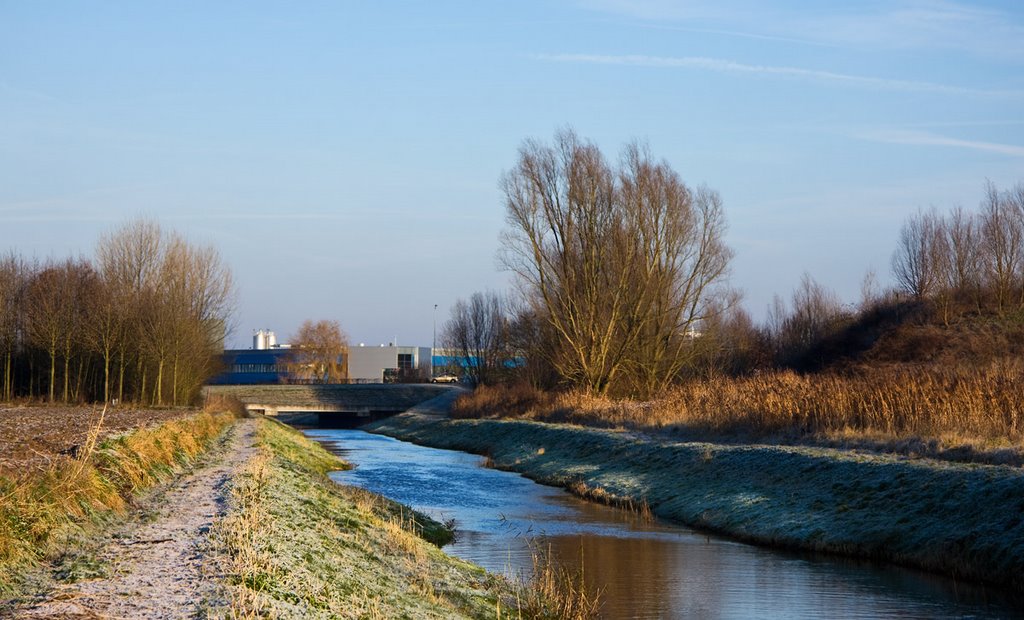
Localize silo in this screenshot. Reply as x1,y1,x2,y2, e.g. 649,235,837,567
254,329,267,350
267,331,277,348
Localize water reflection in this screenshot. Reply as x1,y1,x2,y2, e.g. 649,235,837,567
306,429,1022,619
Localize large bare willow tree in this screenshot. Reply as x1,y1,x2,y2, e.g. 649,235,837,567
500,129,732,396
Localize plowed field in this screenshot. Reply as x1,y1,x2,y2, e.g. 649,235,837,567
0,405,193,474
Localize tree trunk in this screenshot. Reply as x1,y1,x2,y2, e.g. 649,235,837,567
156,358,164,406
63,355,70,403
140,365,148,406
117,349,125,403
103,349,111,404
172,355,179,406
48,346,56,402
3,349,10,401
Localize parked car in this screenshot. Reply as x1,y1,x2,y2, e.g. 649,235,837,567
431,374,459,384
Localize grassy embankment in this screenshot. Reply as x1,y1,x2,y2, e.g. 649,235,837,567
455,362,1024,465
0,400,240,603
211,417,599,619
1,399,599,618
369,411,1024,592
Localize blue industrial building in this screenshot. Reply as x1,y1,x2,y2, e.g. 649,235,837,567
208,348,292,385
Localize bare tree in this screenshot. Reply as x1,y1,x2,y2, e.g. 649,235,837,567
58,259,94,402
690,294,763,377
82,266,126,404
979,181,1024,312
500,129,732,396
858,268,881,313
441,291,510,386
500,129,621,394
942,205,981,294
769,273,847,367
892,208,944,299
96,217,164,402
1007,182,1024,308
290,320,347,383
96,219,235,404
25,260,82,401
160,235,235,404
623,167,733,395
0,217,233,404
505,303,559,389
0,254,30,401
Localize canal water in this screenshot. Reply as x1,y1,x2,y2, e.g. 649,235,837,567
305,429,1022,619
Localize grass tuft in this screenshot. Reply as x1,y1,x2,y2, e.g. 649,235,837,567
511,542,602,620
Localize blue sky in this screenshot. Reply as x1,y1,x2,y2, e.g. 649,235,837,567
2,1,1023,348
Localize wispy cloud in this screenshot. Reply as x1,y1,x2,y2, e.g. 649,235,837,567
577,0,1024,62
859,129,1024,157
639,23,839,48
533,53,1020,97
798,1,1024,62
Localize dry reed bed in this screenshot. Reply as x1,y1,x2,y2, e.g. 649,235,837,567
454,363,1024,462
0,404,239,599
369,412,1024,592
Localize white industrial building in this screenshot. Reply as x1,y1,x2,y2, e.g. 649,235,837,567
232,329,432,384
347,344,432,383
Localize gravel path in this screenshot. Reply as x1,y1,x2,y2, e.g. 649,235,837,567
17,418,258,619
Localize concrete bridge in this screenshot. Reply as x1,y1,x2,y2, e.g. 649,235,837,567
202,384,462,427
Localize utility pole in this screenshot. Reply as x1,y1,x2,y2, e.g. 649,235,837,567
433,304,438,377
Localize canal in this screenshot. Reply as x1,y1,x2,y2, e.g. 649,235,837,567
305,428,1021,619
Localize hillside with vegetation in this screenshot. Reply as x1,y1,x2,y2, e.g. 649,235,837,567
439,135,1024,458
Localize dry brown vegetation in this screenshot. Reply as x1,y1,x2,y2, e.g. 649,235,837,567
511,543,602,620
453,362,1024,463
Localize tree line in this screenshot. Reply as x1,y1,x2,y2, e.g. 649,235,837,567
0,218,235,405
440,129,1024,397
892,182,1024,318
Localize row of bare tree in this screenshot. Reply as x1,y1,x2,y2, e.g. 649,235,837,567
892,182,1024,318
0,219,235,405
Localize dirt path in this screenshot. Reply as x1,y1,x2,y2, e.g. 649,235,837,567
17,418,258,620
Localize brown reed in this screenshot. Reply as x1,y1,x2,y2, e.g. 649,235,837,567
454,361,1024,448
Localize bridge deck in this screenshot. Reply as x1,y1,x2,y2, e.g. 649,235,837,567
202,383,456,416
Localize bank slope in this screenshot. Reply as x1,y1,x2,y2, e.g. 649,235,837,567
368,413,1024,592
211,418,514,618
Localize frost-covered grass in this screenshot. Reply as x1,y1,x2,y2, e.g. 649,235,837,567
370,413,1024,592
210,418,517,619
